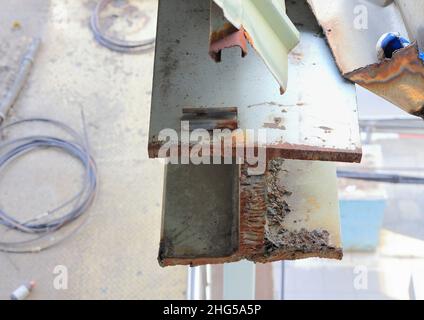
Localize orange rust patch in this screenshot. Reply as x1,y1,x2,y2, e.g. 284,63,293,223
209,24,248,62
243,29,254,48
346,44,424,117
210,22,241,43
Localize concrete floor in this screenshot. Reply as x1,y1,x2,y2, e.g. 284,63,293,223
0,0,187,299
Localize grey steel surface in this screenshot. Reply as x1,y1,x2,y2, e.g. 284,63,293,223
160,164,239,264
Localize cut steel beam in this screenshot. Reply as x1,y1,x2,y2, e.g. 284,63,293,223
149,0,362,163
159,160,342,267
307,0,424,117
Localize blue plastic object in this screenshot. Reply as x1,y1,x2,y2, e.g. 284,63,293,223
339,199,386,251
377,32,424,62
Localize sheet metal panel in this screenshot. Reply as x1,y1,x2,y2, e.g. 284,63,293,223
149,0,362,163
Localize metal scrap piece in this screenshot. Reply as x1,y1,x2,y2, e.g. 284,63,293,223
307,0,424,117
346,44,424,118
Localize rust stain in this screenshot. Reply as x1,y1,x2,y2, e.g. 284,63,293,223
346,44,424,117
148,140,363,163
210,22,240,43
253,246,343,263
238,164,267,256
243,29,254,48
182,107,238,131
209,23,248,62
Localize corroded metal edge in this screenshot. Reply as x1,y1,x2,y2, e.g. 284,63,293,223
159,248,342,267
238,164,267,256
148,141,362,163
346,44,424,117
252,248,343,263
262,159,343,262
307,0,424,117
158,245,241,267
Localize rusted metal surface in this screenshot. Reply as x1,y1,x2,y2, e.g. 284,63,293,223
160,159,342,267
209,1,248,62
307,0,424,117
182,107,237,114
149,0,362,163
346,44,424,118
181,107,238,131
149,142,362,163
238,164,267,257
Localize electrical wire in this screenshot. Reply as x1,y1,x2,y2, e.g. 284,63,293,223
337,170,424,185
90,0,155,53
0,118,98,253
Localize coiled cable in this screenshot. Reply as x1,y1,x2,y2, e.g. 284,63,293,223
90,0,155,53
0,118,97,253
